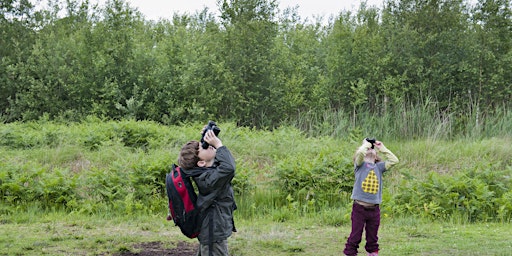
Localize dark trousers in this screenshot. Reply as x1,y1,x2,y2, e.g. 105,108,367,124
196,240,228,256
343,202,380,255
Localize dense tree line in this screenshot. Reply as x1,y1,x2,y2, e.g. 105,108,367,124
1,0,510,129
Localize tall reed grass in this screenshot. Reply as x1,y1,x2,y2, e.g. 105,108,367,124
290,104,511,141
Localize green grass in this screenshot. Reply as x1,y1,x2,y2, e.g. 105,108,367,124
1,120,511,255
1,212,511,255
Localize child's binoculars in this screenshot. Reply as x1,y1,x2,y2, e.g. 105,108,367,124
201,121,221,149
365,138,376,149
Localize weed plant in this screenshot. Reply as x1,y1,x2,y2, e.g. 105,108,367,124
0,118,511,224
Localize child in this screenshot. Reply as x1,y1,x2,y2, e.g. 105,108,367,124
343,138,399,256
178,126,237,256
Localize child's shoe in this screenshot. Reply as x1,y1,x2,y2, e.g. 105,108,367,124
367,251,378,256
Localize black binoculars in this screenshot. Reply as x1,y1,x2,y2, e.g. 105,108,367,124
201,121,221,149
365,138,376,149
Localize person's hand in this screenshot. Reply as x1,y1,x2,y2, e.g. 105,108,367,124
362,139,373,149
374,140,384,150
203,129,223,149
200,125,208,136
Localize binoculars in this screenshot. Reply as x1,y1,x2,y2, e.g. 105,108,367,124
201,121,221,149
365,138,376,149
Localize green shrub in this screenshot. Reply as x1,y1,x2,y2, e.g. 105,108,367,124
0,120,510,223
0,123,40,149
113,120,160,149
496,191,512,222
274,145,354,207
389,165,511,222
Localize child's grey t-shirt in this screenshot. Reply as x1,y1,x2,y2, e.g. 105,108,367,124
350,161,387,205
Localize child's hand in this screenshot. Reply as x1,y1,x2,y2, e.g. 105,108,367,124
362,139,373,149
203,129,223,149
200,125,208,136
374,141,384,150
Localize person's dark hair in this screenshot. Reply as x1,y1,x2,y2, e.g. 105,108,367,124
178,141,200,169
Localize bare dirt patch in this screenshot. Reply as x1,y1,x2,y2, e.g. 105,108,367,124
115,241,197,256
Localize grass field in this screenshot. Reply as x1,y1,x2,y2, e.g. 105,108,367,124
1,212,511,256
1,121,511,255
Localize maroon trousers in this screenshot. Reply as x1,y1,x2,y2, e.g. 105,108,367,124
343,202,380,255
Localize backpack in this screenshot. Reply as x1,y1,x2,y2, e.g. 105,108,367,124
165,164,203,238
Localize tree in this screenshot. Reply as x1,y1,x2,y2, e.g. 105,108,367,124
322,11,357,111
270,9,326,120
381,0,475,110
472,0,512,109
0,0,39,120
218,0,279,126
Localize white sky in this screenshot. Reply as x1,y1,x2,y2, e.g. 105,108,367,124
94,0,384,21
38,0,479,22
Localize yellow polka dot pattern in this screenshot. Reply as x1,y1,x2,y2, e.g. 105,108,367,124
361,170,379,194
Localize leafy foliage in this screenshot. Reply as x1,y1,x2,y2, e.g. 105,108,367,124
0,0,510,139
0,120,511,224
389,164,512,222
274,145,355,207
